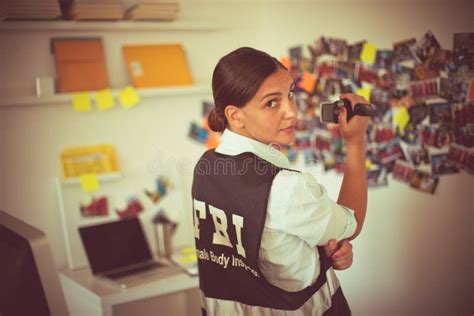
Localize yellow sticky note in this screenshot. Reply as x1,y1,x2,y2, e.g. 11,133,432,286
118,86,140,109
95,89,115,111
179,254,197,264
360,43,377,64
73,92,92,113
365,159,372,170
394,107,410,132
79,173,100,193
181,247,196,255
356,87,372,102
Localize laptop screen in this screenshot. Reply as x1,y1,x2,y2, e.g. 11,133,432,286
79,218,152,274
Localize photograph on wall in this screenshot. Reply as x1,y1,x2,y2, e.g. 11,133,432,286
191,30,474,196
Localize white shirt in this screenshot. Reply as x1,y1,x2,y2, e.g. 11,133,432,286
215,128,357,292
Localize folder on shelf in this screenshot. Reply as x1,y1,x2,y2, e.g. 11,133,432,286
122,44,193,88
52,38,110,93
60,144,119,179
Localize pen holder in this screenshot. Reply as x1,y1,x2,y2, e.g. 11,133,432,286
153,222,174,259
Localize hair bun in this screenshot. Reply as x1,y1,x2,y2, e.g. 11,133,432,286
208,108,226,133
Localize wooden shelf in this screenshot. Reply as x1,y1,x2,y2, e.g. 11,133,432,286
0,83,211,108
62,172,122,186
0,20,222,32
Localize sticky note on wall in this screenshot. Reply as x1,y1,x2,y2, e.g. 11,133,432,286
80,173,100,193
73,92,92,112
299,71,317,94
365,159,372,170
356,87,372,102
95,89,115,110
118,86,140,109
280,56,292,70
360,43,377,64
206,132,219,149
394,107,410,132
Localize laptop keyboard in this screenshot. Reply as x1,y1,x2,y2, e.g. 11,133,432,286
105,262,165,279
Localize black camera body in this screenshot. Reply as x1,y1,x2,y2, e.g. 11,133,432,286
320,98,377,123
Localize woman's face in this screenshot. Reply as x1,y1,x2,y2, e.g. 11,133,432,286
238,68,298,146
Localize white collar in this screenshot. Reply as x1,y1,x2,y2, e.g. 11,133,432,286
215,129,291,169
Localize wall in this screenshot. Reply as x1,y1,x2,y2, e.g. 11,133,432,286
0,0,473,315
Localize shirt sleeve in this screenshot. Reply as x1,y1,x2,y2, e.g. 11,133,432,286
266,170,357,247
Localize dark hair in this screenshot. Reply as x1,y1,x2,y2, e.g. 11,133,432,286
208,47,285,132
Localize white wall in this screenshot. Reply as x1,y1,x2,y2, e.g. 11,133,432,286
1,1,473,315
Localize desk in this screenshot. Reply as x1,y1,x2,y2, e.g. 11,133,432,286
59,267,200,316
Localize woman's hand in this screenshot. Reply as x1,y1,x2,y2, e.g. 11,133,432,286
338,93,371,147
324,239,353,270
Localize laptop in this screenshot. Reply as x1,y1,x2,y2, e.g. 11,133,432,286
78,217,181,289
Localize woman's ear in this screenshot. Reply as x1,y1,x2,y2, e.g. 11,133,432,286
225,105,244,129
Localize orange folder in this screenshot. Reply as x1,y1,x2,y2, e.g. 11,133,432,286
122,44,193,88
52,38,109,93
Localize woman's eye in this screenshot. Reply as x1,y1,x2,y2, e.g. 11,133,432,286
266,100,278,108
289,91,295,99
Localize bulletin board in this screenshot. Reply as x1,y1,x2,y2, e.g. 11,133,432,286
187,31,474,196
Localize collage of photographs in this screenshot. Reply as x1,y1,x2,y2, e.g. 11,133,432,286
189,31,474,195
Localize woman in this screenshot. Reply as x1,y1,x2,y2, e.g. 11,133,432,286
192,47,369,315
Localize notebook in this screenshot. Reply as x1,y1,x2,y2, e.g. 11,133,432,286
78,217,181,289
122,44,193,88
51,38,109,93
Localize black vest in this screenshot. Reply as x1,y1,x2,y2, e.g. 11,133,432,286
191,149,335,310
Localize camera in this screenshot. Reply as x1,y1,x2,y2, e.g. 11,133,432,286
319,98,377,123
